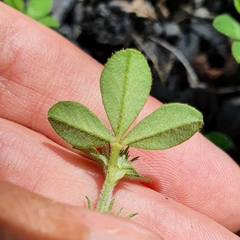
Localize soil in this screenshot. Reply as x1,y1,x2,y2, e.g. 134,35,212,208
51,0,240,164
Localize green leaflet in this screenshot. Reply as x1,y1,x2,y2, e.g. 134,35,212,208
3,0,12,6
232,41,240,63
100,49,152,138
26,0,53,20
205,131,234,151
213,14,240,40
3,0,59,29
122,103,203,150
234,0,240,14
3,0,25,12
48,101,114,149
38,16,60,28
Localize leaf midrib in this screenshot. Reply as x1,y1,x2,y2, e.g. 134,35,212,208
49,117,113,142
123,121,202,145
116,52,132,138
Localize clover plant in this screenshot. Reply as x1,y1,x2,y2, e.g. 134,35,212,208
213,0,240,63
3,0,59,28
48,49,203,217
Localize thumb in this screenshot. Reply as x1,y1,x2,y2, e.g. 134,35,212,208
0,181,163,240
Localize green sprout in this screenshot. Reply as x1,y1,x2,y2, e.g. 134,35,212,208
213,0,240,63
48,49,203,217
3,0,59,28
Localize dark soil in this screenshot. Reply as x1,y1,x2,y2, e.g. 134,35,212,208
52,0,240,165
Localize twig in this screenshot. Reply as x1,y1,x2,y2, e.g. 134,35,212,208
148,36,205,88
214,86,240,94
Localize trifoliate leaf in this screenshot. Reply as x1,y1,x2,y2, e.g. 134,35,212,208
122,103,203,150
26,0,52,19
48,101,114,149
100,49,152,138
213,14,240,40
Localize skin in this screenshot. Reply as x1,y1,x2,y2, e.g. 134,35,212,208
0,3,240,239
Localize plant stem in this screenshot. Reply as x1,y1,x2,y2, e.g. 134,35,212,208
97,141,122,212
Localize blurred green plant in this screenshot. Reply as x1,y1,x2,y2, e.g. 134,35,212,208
205,131,234,151
213,0,240,63
3,0,59,28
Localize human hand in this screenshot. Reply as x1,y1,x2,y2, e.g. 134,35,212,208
0,3,240,239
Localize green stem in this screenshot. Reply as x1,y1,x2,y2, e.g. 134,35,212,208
97,141,122,212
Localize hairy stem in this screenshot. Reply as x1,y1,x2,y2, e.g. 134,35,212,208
97,141,122,212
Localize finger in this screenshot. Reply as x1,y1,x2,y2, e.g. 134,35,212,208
133,134,240,233
0,3,240,232
0,2,104,140
0,181,163,240
0,120,239,240
0,3,157,140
